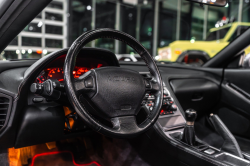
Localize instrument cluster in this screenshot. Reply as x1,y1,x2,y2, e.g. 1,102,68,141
36,64,104,83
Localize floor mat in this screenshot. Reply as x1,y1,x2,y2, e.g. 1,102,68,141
8,133,150,166
88,137,150,166
31,151,100,166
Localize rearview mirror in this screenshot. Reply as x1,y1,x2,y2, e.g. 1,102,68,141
186,0,227,7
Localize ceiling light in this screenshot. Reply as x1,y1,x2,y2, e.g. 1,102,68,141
43,50,48,54
87,5,91,10
37,21,43,27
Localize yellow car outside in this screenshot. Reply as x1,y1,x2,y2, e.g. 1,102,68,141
158,22,250,63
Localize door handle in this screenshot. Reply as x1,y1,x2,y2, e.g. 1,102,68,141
191,93,203,101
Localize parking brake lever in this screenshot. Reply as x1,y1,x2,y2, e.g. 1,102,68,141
209,114,243,158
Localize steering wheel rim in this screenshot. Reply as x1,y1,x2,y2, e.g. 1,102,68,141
64,29,163,138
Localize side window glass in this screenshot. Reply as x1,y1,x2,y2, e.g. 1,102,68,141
229,26,249,42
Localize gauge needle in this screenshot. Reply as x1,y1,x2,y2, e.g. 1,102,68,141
37,78,42,83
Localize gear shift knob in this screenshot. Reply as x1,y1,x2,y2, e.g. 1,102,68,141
181,109,197,146
185,109,197,125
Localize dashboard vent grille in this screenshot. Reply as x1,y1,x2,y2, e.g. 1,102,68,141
0,94,11,130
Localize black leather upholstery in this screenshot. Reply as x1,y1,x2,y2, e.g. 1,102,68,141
181,109,197,146
64,28,163,138
209,114,244,158
182,125,196,146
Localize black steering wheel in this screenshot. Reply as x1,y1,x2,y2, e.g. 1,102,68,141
64,29,163,138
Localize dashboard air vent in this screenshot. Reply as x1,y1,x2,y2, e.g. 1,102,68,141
0,93,12,130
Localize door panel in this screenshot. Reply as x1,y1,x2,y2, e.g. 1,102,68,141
224,69,250,94
219,69,250,140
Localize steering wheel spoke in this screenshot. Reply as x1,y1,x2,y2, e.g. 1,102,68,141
73,70,96,97
111,116,141,134
144,77,161,92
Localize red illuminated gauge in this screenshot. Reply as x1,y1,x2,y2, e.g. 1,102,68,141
73,64,103,78
47,68,64,82
36,71,47,83
41,64,104,82
97,64,103,68
73,67,90,78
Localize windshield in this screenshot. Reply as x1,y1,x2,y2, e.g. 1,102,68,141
1,0,249,66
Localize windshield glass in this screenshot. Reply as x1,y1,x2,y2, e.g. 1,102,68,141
1,0,249,66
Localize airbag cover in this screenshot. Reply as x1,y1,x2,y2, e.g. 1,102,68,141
91,67,145,118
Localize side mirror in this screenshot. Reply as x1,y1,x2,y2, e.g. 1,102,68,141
186,0,228,7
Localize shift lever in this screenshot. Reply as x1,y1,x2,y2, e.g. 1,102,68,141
181,109,197,146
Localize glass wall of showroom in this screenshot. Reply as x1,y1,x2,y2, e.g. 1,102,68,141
1,0,249,61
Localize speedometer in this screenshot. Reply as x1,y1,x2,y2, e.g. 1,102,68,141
74,67,90,78
47,68,64,82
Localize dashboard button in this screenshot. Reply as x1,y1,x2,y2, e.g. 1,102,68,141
141,100,147,105
147,103,154,107
149,95,155,99
85,77,94,88
30,83,44,94
170,104,177,111
169,101,174,104
165,96,172,100
204,149,215,155
33,98,44,103
144,80,151,88
162,100,168,105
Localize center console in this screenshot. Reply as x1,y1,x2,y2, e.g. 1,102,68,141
157,83,186,131
155,81,250,166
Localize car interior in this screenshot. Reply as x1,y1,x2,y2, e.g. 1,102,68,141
0,0,250,166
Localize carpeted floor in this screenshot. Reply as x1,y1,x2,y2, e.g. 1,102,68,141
26,133,150,166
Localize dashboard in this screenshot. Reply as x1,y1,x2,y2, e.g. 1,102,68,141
0,47,185,150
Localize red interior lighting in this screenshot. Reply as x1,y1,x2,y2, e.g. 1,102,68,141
30,151,101,166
